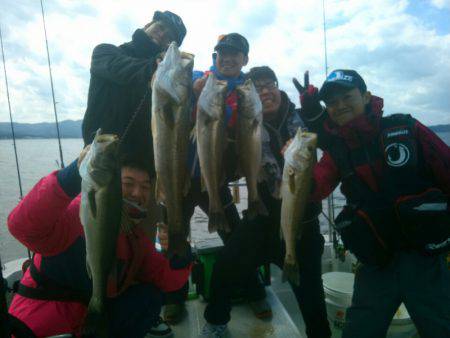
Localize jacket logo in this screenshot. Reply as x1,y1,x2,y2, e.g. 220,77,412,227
386,129,409,138
385,143,410,167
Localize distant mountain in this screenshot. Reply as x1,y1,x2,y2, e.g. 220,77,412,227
0,119,448,139
0,120,82,139
428,124,450,133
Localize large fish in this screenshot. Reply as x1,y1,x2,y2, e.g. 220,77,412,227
152,42,194,256
236,79,268,219
196,73,229,232
280,129,317,286
79,129,122,337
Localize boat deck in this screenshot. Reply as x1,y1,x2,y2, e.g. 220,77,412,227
170,286,303,338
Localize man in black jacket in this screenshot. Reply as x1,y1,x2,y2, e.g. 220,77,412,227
199,66,331,338
82,10,187,171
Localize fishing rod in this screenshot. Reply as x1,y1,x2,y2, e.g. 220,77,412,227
322,0,336,241
40,0,65,168
1,21,31,261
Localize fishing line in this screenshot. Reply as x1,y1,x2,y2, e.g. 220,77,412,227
0,21,31,262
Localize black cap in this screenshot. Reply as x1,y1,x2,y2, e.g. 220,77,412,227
153,10,187,46
214,33,249,55
246,66,278,83
319,69,367,101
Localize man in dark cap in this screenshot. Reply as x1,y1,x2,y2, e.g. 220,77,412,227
163,33,268,329
298,69,450,338
82,10,187,172
80,10,187,337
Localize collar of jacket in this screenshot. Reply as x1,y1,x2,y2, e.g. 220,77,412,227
264,91,294,132
323,95,384,149
125,29,163,58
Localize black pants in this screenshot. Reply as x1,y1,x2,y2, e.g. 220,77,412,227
203,214,331,338
107,283,162,338
165,178,265,304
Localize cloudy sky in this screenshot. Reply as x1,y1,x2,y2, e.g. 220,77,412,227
0,0,449,126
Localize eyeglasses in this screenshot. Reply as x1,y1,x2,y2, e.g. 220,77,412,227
254,81,278,93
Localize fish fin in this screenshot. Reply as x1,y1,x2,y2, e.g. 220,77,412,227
288,167,296,194
155,176,164,204
86,261,92,279
88,190,97,218
200,174,206,192
282,258,300,286
247,199,268,219
208,211,230,233
190,125,197,142
183,172,191,196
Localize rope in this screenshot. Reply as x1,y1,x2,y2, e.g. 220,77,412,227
117,90,150,151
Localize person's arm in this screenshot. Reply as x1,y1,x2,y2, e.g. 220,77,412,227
310,151,341,202
90,43,157,85
138,237,192,292
415,121,450,194
7,160,83,256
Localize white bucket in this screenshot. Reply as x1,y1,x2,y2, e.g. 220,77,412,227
322,272,417,338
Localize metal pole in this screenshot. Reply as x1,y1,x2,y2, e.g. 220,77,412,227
322,0,335,240
0,24,23,199
1,22,31,261
40,0,65,168
322,0,329,77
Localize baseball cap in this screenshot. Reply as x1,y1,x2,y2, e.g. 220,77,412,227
214,33,249,55
319,69,367,101
153,10,187,46
246,66,278,84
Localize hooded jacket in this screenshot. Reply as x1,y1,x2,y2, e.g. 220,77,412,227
81,29,161,175
7,164,190,337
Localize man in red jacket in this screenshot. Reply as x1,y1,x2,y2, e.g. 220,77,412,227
298,69,450,338
7,151,191,338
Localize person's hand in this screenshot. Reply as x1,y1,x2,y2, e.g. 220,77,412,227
281,138,293,156
293,71,322,119
193,75,208,98
77,145,91,169
157,222,169,251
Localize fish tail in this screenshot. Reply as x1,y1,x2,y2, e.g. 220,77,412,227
167,233,190,259
247,199,269,220
282,260,300,286
208,211,230,233
82,298,109,338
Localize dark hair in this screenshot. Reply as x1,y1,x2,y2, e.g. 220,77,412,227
120,152,155,178
152,10,187,46
246,66,278,84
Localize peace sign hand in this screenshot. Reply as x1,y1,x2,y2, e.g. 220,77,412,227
292,71,310,94
292,71,322,119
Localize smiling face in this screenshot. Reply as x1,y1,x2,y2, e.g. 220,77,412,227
254,77,281,120
121,166,151,209
215,48,248,78
324,87,371,126
144,21,177,49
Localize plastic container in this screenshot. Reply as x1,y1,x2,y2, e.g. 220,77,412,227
322,272,417,338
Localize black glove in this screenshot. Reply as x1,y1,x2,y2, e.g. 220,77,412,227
300,84,323,120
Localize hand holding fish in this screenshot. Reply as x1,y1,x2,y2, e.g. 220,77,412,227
193,74,208,98
281,138,293,156
157,222,169,251
77,144,91,169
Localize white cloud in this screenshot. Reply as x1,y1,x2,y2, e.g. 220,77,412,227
430,0,450,10
0,0,449,126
